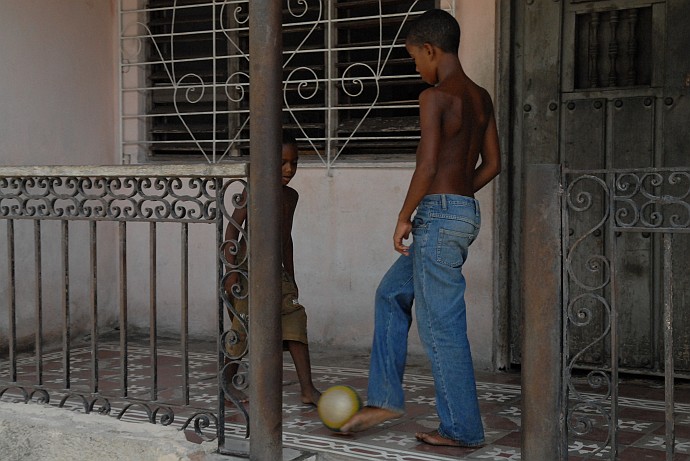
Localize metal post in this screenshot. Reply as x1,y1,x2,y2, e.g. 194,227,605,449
663,232,675,460
248,1,283,460
521,164,565,460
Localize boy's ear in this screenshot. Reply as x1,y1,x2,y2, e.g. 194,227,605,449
422,42,438,60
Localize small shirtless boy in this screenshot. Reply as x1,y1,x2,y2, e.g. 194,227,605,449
340,9,501,448
223,132,321,406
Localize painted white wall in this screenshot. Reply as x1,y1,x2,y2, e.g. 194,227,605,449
0,0,119,348
0,0,117,166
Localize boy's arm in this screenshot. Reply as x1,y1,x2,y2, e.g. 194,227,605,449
472,104,501,193
282,188,299,290
394,89,441,255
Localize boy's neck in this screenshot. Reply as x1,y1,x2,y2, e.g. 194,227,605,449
436,53,464,85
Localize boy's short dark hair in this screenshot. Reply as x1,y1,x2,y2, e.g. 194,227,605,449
406,9,460,54
282,130,298,147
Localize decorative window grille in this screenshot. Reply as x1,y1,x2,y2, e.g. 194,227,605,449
119,0,455,167
573,7,652,90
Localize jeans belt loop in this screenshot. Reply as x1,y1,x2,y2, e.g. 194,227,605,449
441,194,447,210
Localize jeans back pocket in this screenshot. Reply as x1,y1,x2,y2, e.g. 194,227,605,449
436,227,474,268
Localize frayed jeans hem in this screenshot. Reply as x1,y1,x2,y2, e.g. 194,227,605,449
365,401,405,415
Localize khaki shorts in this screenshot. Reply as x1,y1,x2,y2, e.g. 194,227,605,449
225,269,308,357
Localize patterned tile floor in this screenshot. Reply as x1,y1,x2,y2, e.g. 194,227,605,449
2,340,690,460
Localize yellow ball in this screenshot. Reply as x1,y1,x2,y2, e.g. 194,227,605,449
317,385,362,432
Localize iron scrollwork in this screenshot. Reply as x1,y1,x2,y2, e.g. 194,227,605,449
563,167,690,456
218,179,250,431
0,176,221,223
563,172,614,456
615,170,690,231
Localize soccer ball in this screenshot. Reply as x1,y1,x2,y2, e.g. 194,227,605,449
317,385,362,432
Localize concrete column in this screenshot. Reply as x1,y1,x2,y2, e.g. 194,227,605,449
521,164,565,460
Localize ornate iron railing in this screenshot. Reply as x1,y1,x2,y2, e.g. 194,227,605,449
563,167,690,460
0,164,251,455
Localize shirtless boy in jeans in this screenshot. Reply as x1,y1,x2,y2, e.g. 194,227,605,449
340,9,501,448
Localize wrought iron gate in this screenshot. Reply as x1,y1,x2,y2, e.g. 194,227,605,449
562,166,690,459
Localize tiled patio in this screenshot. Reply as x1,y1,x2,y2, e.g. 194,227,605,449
2,339,690,460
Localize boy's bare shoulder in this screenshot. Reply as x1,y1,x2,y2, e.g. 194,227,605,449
418,86,440,103
417,86,449,115
423,75,492,104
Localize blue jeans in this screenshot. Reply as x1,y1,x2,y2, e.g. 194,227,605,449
367,194,484,446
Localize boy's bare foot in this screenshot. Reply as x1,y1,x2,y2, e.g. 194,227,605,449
301,387,321,406
415,430,483,448
339,406,403,433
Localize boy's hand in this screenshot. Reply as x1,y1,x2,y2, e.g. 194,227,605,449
394,219,412,256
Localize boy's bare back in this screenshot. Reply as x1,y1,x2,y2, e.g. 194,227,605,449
394,10,500,255
421,71,497,198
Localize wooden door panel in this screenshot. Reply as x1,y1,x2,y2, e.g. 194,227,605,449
511,0,690,375
611,97,655,168
615,232,655,368
663,0,690,168
563,99,607,365
563,99,606,169
610,96,656,369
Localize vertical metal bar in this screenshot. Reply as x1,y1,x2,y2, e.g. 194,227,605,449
561,168,571,459
521,164,564,460
663,232,675,461
248,0,284,458
212,0,217,163
150,222,158,401
119,221,128,398
90,221,99,393
216,179,227,451
117,0,125,163
62,220,71,389
604,111,617,459
608,173,619,459
7,220,17,382
181,222,190,405
326,1,335,170
34,220,43,385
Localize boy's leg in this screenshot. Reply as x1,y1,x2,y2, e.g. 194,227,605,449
366,254,414,409
412,197,484,446
341,254,413,432
285,340,321,405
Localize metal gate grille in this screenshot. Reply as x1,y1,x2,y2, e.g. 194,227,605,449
562,167,690,459
119,0,454,167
